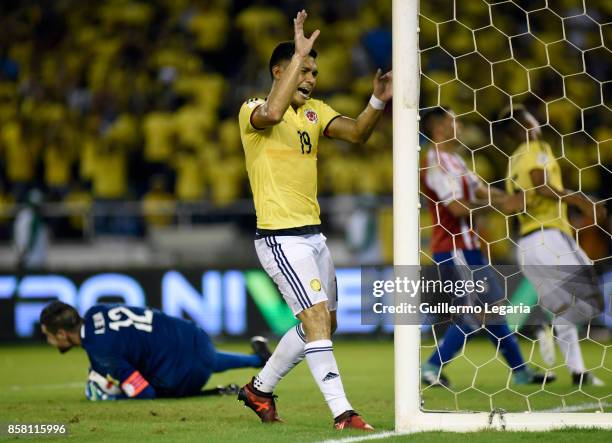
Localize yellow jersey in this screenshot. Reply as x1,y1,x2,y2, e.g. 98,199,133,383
239,97,340,230
506,140,572,236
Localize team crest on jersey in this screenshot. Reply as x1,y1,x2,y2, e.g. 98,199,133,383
536,152,549,166
304,109,318,124
310,279,322,292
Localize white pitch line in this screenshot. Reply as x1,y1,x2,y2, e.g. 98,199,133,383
7,382,83,391
318,430,412,443
538,401,611,413
318,403,612,443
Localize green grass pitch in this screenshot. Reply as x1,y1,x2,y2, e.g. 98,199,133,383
0,339,610,442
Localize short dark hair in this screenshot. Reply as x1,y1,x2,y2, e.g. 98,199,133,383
493,104,532,151
420,106,452,140
40,301,82,334
498,104,534,135
497,103,528,122
269,41,317,77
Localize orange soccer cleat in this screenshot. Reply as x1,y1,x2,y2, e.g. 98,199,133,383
237,378,282,423
334,410,374,431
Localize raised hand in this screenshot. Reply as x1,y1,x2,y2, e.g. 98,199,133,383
373,69,393,102
571,194,607,227
294,9,320,57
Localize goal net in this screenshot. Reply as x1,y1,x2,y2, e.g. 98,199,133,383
393,0,612,432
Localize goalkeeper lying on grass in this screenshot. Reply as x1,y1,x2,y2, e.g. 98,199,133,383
40,301,271,400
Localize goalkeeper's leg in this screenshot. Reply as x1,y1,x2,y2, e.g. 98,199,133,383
212,336,273,372
212,351,266,372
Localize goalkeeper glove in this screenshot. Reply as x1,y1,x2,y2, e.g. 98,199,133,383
85,380,121,401
85,369,123,401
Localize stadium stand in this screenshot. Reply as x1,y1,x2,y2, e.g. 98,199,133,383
0,0,609,266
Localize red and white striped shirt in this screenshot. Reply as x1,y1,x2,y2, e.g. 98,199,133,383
421,148,481,253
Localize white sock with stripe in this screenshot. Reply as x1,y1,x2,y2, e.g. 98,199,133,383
253,324,306,393
304,339,352,418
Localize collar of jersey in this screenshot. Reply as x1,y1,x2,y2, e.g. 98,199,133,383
263,96,310,115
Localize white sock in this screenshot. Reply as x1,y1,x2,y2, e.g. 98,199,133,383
253,324,306,393
553,322,586,374
304,339,352,418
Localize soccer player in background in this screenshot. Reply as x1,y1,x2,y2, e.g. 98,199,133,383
40,301,272,400
237,10,391,430
419,107,549,387
499,105,606,386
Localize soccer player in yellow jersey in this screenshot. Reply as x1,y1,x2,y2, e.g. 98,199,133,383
501,105,606,386
237,10,391,430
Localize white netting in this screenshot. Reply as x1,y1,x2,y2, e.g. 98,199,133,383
417,0,611,413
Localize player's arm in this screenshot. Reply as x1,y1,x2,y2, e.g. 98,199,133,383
91,353,156,400
117,369,156,399
444,175,505,217
445,199,490,218
477,184,525,214
251,10,320,129
447,184,524,217
426,162,489,217
325,69,392,144
529,168,607,223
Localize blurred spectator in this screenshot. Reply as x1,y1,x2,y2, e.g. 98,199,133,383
91,130,134,235
142,104,175,179
63,181,93,238
345,195,382,265
13,189,48,270
142,175,175,228
43,129,73,201
0,182,15,240
0,0,607,260
2,120,36,202
172,142,206,202
361,27,391,72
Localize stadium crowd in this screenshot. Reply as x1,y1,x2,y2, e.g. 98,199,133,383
0,0,392,238
0,0,609,261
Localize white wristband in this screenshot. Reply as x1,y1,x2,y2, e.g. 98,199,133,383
369,94,386,110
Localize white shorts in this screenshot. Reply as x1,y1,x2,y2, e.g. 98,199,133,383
516,229,591,267
517,229,602,323
255,233,338,316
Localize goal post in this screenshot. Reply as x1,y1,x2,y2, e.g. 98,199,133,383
392,0,612,432
392,0,421,429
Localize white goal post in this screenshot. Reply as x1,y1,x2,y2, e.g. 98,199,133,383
392,0,612,432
